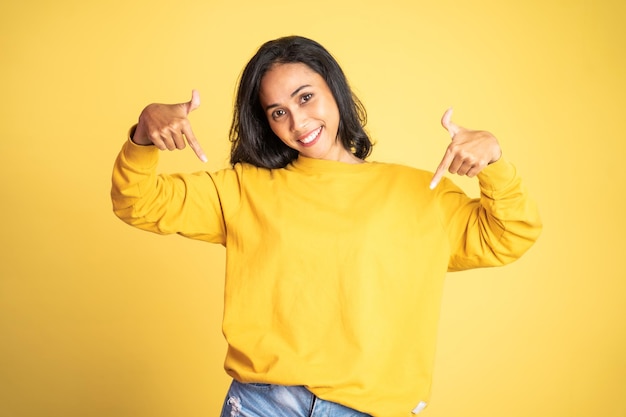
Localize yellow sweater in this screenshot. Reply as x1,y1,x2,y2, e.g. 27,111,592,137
111,139,541,417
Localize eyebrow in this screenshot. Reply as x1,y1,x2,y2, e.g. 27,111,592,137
264,84,312,112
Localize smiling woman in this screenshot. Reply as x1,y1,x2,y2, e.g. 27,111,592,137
110,35,542,417
259,62,361,163
229,36,372,169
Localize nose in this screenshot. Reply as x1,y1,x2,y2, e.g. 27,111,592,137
289,108,308,133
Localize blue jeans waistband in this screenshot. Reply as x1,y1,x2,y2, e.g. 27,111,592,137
219,380,372,417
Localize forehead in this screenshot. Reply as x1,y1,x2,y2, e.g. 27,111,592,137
259,62,326,104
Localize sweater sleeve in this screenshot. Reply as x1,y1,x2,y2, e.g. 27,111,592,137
110,137,228,245
437,157,542,271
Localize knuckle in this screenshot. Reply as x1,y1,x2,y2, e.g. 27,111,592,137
163,122,178,134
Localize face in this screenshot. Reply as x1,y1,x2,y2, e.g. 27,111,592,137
259,62,360,163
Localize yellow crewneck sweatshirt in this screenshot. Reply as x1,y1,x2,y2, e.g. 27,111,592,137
111,139,541,417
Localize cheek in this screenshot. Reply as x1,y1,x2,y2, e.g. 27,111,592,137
322,97,340,125
268,121,294,147
268,120,285,138
322,103,341,133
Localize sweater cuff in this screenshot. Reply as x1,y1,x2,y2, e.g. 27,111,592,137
121,125,159,168
477,157,518,193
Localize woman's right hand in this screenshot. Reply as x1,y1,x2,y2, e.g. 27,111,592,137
132,90,207,162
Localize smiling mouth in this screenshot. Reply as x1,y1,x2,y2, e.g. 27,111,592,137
299,127,322,145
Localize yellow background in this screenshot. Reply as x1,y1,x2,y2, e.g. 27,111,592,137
1,0,624,416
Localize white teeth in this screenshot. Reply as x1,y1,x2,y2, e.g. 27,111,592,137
300,127,322,144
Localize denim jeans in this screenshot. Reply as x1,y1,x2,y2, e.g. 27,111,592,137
219,380,372,417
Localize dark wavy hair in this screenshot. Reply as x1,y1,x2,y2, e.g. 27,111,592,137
229,36,373,168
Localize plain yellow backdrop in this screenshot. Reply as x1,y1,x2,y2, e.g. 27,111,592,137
1,0,624,416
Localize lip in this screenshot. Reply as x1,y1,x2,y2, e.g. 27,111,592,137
298,126,323,147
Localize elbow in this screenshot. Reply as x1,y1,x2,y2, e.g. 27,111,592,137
497,216,543,265
111,191,148,229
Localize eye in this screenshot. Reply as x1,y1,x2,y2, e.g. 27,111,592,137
301,93,313,103
271,109,286,120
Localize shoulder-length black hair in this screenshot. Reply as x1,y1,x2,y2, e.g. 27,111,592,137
229,35,373,169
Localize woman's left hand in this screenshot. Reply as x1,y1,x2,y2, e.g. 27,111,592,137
430,108,502,189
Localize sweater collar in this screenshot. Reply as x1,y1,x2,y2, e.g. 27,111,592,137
289,155,371,174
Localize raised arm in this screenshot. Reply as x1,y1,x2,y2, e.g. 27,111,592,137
111,91,228,243
428,109,541,270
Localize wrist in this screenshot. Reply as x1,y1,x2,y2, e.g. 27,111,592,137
129,124,153,146
489,149,503,164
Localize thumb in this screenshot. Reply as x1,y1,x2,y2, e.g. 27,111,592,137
186,89,201,114
441,107,460,138
430,107,460,190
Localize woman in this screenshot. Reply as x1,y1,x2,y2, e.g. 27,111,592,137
111,36,542,417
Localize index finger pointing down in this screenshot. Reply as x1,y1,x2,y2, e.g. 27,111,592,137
182,125,207,163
